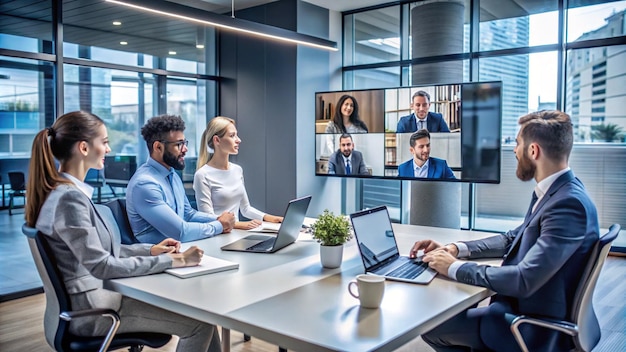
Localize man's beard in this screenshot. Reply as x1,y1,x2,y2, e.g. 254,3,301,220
516,149,535,181
164,150,185,170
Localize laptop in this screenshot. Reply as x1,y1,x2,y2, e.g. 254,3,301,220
350,205,437,284
221,195,312,253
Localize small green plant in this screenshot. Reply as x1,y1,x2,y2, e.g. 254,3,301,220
311,209,352,246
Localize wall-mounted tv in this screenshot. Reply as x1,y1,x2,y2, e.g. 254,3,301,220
315,81,502,183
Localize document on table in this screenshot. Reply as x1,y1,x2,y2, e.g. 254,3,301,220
165,255,238,279
247,222,281,232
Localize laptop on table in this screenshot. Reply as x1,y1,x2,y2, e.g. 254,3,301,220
220,195,312,253
350,205,437,284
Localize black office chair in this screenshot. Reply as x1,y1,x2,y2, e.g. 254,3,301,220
508,224,621,352
8,171,26,215
22,224,171,352
102,199,138,244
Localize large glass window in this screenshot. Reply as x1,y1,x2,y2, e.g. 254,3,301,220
567,1,626,43
0,57,54,157
344,67,401,90
63,65,156,157
344,6,401,66
566,45,626,143
479,1,558,51
0,1,53,54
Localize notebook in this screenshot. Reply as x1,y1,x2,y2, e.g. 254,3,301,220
165,255,238,278
248,222,281,233
221,195,312,253
350,205,437,284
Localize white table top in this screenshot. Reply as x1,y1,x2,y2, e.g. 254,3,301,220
105,223,499,351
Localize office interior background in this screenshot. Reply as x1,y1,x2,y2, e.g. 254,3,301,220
1,0,625,299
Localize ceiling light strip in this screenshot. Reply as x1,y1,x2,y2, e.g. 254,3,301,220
105,0,338,51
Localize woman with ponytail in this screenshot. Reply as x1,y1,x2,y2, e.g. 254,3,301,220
194,116,283,230
26,111,221,352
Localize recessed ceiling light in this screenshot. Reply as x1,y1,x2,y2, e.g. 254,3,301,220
120,41,128,45
113,21,122,26
196,44,204,49
169,51,177,55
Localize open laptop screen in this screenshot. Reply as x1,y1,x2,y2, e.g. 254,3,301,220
350,206,399,269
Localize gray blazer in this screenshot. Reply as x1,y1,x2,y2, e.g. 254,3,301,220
36,184,172,335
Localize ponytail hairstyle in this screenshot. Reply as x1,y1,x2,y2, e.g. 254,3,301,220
196,116,236,170
25,111,105,227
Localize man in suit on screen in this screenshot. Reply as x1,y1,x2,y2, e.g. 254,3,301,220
328,133,369,175
409,110,599,351
397,129,455,179
396,90,450,133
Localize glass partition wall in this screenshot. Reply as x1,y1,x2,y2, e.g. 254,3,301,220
1,0,218,166
343,0,626,230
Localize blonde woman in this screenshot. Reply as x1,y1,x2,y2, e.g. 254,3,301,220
194,116,283,230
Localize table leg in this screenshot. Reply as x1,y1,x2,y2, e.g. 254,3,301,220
221,327,230,352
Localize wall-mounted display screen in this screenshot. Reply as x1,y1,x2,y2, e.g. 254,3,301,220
315,81,502,183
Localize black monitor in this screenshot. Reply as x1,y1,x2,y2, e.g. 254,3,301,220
104,155,137,184
314,81,502,183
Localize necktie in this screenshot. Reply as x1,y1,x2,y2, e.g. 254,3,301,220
418,119,425,131
167,171,178,212
346,159,351,175
526,191,538,218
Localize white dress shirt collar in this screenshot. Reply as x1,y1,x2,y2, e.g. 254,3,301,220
61,172,94,198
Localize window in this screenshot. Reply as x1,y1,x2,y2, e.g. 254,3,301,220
344,6,401,66
0,58,54,157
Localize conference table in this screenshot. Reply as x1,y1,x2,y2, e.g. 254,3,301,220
105,222,500,352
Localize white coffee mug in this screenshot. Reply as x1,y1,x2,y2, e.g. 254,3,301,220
348,274,385,309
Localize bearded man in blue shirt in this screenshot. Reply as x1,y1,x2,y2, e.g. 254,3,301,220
127,114,235,243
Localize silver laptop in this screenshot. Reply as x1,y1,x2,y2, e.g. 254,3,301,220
221,195,312,253
350,205,437,284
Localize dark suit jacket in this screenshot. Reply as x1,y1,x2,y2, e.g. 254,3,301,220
328,150,369,175
456,171,599,351
397,157,455,179
396,112,450,133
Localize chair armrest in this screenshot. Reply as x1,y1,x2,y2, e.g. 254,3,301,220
60,309,121,352
509,314,578,352
60,308,120,321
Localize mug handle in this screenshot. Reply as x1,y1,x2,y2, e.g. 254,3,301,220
348,281,360,298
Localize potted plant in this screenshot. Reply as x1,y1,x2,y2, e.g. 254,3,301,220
311,209,352,268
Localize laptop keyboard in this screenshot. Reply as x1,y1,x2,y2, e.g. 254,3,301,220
246,238,274,251
387,260,429,279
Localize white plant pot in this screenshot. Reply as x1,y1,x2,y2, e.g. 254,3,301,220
320,244,344,268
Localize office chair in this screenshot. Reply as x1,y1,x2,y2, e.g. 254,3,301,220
509,224,621,352
22,224,172,352
101,199,138,244
8,171,26,215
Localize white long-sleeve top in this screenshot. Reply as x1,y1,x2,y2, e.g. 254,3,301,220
193,163,266,221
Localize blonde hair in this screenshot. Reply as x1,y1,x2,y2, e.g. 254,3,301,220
197,116,236,170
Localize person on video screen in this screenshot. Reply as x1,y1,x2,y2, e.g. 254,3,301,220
328,133,369,175
396,90,450,133
397,129,455,179
325,94,369,134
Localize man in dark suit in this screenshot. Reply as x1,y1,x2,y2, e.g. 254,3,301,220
396,90,450,133
410,110,599,352
397,129,455,179
328,133,369,175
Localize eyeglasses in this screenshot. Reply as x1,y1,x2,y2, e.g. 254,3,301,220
160,139,189,149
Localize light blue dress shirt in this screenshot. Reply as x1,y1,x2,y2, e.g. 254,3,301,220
126,157,223,243
413,159,429,178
